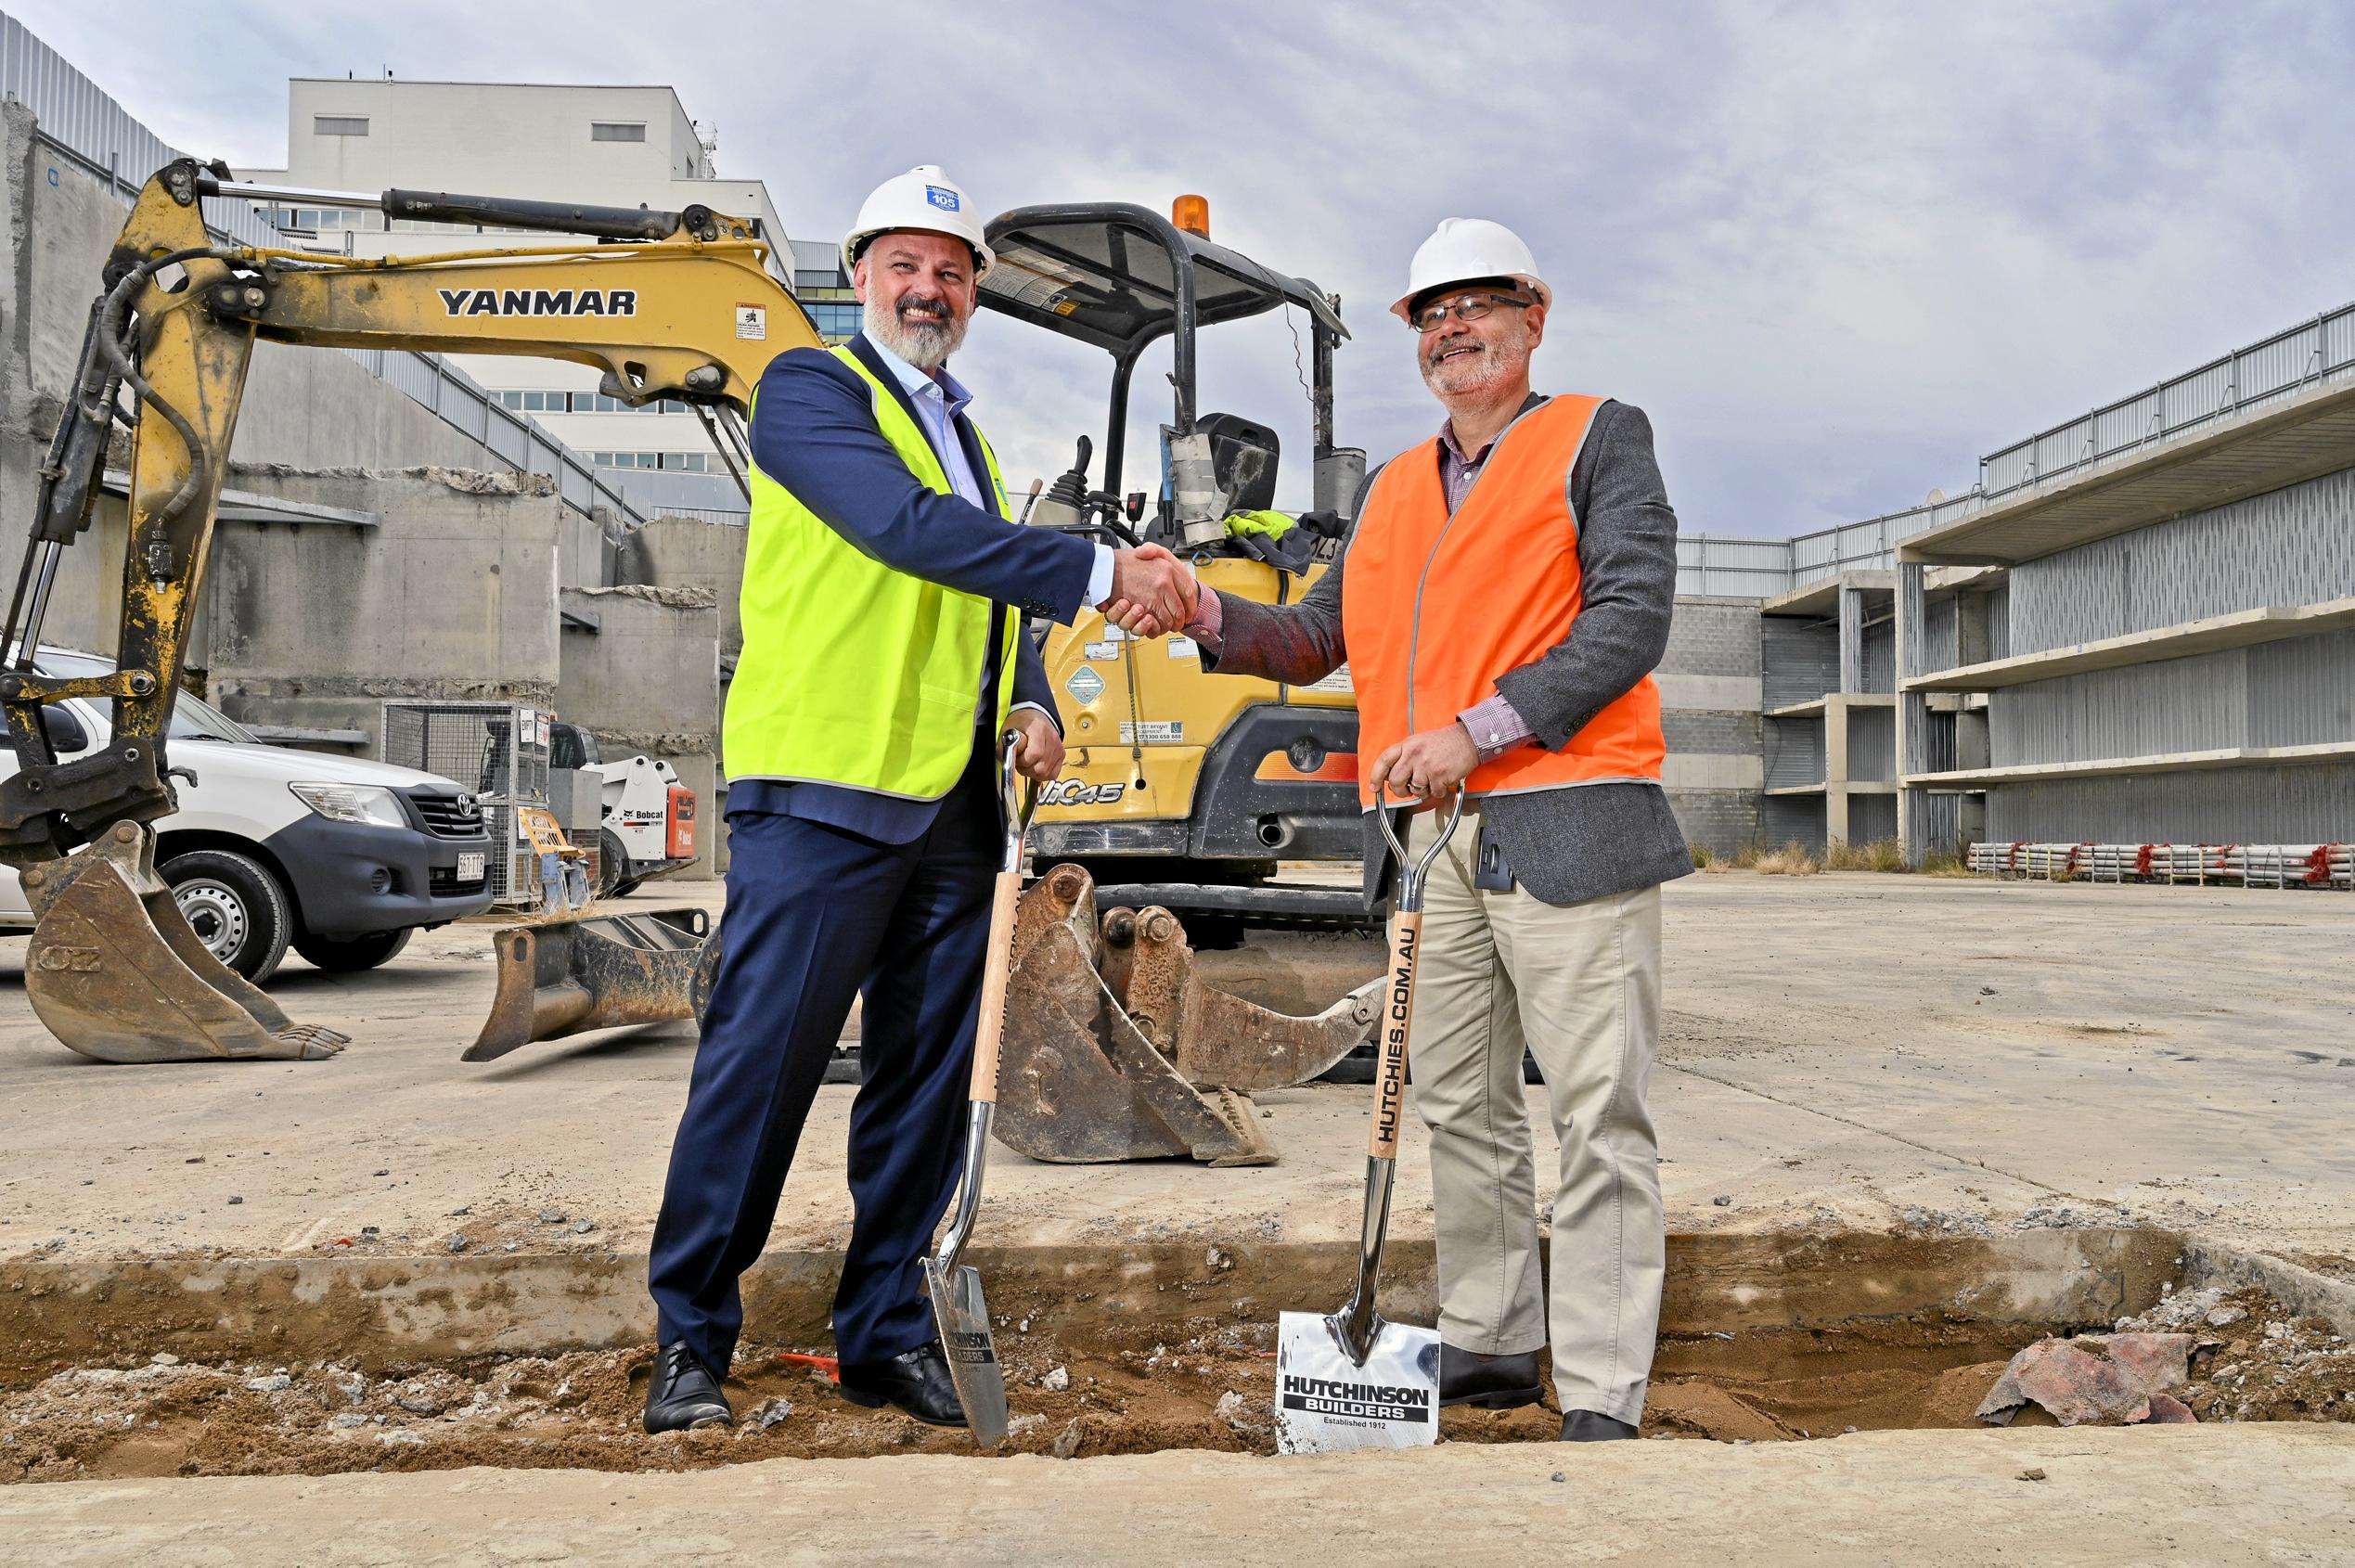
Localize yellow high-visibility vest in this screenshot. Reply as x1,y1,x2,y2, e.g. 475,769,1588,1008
724,344,1015,797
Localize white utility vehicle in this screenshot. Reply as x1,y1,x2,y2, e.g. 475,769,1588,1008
0,649,495,982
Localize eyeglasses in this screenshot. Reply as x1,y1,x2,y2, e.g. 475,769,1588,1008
1408,291,1531,333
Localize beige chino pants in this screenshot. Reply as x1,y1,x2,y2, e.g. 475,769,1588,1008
1405,801,1665,1424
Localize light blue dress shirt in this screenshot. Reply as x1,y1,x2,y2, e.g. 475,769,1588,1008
866,338,1117,610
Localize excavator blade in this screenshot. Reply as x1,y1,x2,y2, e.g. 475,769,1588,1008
20,822,349,1063
462,904,712,1061
991,865,1377,1166
995,912,1279,1166
1096,905,1381,1091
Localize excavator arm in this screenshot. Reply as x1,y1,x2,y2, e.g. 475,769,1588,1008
0,157,818,1062
4,158,1383,1138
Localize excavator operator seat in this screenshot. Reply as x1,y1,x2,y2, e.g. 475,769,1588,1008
1197,412,1280,514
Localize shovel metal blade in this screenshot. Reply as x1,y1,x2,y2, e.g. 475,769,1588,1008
1272,1309,1440,1454
923,1256,1009,1451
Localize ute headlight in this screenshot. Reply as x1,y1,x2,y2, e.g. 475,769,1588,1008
290,782,408,829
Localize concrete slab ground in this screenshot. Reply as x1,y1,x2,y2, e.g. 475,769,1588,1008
2,872,2348,1270
3,1428,2350,1565
4,870,2352,1556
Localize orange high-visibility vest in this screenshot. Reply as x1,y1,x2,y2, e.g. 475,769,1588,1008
1342,394,1666,810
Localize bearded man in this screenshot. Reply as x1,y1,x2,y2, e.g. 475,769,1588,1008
641,166,1196,1433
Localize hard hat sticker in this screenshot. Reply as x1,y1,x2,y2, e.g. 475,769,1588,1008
925,186,960,212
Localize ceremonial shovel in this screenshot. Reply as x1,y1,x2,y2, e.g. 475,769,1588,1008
922,735,1036,1451
1274,786,1464,1454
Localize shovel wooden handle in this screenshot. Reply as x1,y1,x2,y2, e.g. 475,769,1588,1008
969,868,1023,1106
1367,909,1423,1159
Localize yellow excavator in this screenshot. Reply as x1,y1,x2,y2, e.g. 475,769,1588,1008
978,201,1374,944
0,157,815,1065
5,161,1379,1161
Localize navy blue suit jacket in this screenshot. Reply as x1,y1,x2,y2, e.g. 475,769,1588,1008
731,334,1096,842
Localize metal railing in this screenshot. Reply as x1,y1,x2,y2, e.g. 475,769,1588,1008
1977,302,2355,500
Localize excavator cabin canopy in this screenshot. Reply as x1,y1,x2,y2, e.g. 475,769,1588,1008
979,202,1359,546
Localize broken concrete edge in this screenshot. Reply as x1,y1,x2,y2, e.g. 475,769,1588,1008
226,461,560,498
0,1227,2184,1389
569,729,713,759
2181,1238,2355,1337
564,583,718,610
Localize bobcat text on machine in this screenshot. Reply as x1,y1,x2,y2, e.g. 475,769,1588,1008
0,157,815,1064
548,720,697,900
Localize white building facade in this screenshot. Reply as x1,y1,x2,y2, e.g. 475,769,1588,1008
236,78,795,480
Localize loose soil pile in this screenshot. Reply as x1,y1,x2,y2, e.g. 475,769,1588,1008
7,1278,2345,1483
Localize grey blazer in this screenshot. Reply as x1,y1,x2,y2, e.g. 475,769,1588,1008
1203,396,1693,908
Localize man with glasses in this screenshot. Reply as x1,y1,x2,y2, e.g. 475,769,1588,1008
1107,217,1688,1443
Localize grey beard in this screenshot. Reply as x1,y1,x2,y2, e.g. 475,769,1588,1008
1422,323,1530,398
1422,345,1503,397
865,293,967,369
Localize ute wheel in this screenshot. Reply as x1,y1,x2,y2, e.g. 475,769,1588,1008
292,927,414,972
161,848,293,985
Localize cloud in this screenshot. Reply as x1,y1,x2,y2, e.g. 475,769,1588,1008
17,0,2353,537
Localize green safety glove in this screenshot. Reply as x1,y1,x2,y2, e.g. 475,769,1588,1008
1223,508,1296,540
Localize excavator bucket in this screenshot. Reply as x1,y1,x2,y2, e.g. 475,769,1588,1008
992,864,1382,1166
20,822,349,1064
461,905,712,1061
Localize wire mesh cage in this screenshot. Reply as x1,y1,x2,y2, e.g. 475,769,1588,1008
380,700,553,906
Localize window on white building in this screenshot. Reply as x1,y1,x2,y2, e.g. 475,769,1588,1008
590,122,648,143
589,452,713,471
314,115,369,136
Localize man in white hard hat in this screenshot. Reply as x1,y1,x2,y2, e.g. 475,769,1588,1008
644,166,1199,1433
1112,217,1687,1441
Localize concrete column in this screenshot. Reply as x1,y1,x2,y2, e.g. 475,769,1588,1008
1837,583,1864,696
1824,694,1851,844
1897,563,1931,865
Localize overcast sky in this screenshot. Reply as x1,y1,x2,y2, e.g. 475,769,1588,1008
19,1,2355,536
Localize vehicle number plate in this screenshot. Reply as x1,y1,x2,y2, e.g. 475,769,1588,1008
457,852,486,881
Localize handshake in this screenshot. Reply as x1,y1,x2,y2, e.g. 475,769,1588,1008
1099,544,1200,638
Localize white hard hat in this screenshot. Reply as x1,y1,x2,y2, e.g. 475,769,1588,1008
841,165,995,279
1391,217,1550,323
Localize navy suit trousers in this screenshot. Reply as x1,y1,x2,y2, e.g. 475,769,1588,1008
648,740,999,1373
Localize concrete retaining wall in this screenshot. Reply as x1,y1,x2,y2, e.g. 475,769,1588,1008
559,583,721,877
202,467,564,745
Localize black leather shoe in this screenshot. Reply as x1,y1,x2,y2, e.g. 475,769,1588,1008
1560,1409,1639,1441
643,1342,733,1433
1440,1343,1545,1409
838,1341,968,1428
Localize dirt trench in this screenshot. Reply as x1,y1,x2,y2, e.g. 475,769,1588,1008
3,1227,2348,1483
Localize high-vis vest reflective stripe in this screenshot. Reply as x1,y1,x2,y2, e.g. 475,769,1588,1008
1341,394,1666,810
722,344,1017,798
